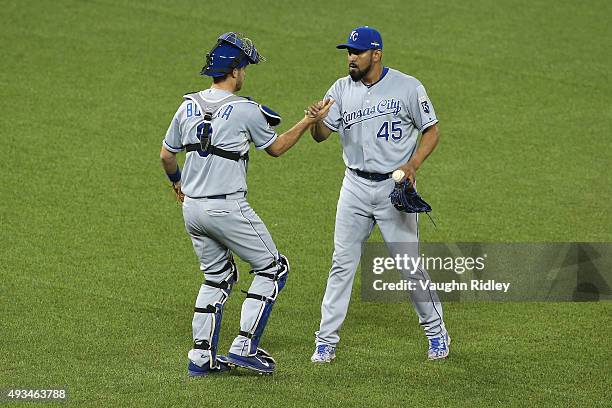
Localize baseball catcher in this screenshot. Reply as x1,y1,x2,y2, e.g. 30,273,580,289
160,32,332,377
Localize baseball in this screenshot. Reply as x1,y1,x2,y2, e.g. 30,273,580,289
392,170,405,182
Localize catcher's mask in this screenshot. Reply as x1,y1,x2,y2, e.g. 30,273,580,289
201,32,266,77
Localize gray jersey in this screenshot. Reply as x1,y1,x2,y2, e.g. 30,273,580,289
315,68,445,349
163,88,277,197
323,67,438,173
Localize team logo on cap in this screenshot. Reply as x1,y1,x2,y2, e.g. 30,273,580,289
350,31,359,41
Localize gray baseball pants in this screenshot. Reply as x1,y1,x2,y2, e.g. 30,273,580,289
182,194,281,367
316,169,446,346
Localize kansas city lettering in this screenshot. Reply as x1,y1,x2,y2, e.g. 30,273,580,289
342,99,402,126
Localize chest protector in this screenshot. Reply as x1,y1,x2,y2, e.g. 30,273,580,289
183,92,249,162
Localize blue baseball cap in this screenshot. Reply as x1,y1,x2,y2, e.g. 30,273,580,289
336,26,383,51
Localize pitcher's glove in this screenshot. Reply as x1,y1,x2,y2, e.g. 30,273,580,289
172,182,184,203
389,180,432,213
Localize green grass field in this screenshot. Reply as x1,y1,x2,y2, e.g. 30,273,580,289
1,0,611,406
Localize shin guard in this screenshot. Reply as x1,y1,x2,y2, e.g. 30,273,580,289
191,258,238,368
237,254,289,355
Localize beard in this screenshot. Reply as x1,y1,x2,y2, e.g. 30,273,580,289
349,62,372,82
235,76,243,91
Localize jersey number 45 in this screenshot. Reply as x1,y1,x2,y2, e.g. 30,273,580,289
376,120,403,141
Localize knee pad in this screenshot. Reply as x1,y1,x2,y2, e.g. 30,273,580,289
276,253,289,292
193,258,238,368
238,254,290,354
250,254,289,293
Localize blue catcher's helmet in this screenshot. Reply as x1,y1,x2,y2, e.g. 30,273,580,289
201,32,266,77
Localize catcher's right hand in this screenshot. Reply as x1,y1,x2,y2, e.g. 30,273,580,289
172,182,184,203
304,98,334,121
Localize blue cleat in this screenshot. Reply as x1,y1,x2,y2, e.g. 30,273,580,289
428,332,451,360
224,348,276,374
188,360,231,377
311,344,336,363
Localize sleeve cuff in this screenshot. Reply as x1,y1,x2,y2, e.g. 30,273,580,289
163,140,183,153
255,133,278,150
323,118,338,132
420,119,439,132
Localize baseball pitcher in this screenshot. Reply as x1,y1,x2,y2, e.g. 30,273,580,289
307,26,450,363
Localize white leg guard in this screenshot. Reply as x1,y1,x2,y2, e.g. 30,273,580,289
188,258,238,368
229,255,289,356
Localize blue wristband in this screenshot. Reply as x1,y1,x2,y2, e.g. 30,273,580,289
167,167,181,183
